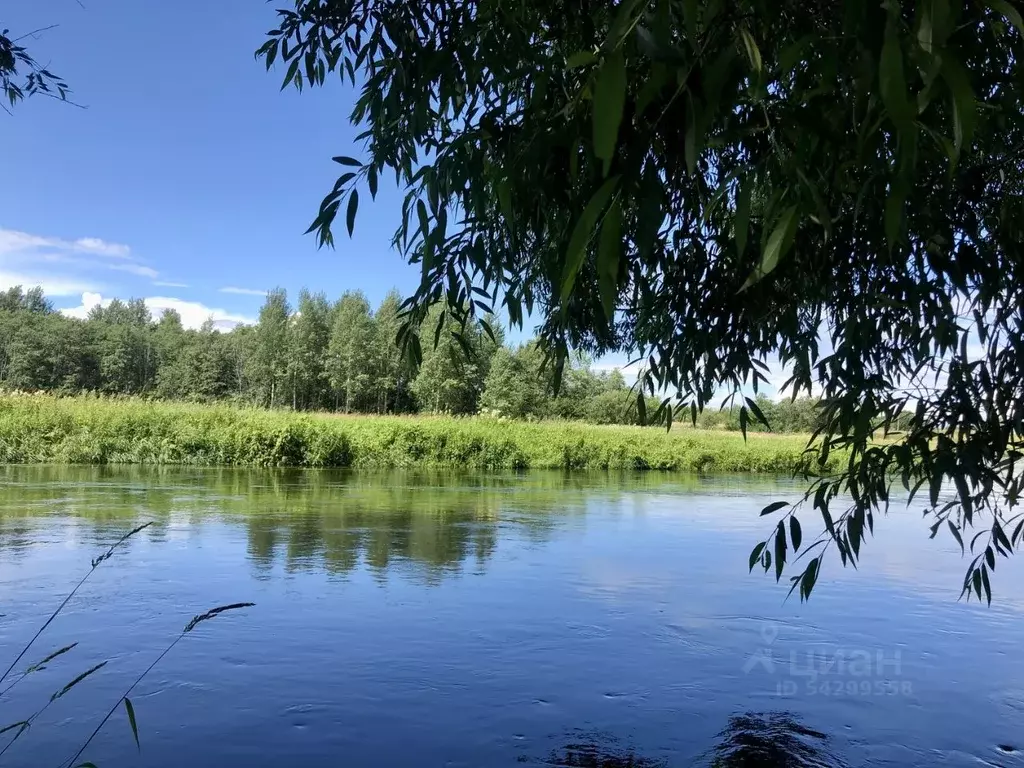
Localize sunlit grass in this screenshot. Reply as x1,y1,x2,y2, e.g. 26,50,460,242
0,393,838,473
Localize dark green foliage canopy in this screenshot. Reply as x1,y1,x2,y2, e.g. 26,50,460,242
259,0,1024,601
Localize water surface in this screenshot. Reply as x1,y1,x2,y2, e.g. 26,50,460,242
0,466,1021,767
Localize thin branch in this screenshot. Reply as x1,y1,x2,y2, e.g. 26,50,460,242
12,25,60,43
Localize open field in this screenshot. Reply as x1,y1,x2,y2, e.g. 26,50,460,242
0,394,838,473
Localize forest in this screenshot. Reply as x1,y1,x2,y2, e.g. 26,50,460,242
0,285,824,432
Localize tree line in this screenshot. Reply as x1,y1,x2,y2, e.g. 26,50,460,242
0,285,825,431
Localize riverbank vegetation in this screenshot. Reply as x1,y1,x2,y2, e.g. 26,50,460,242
0,286,826,432
0,394,837,473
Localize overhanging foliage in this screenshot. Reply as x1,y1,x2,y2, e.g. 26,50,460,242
259,0,1024,602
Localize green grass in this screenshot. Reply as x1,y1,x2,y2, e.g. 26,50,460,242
0,394,838,473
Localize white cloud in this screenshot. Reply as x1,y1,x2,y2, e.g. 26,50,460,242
592,359,640,382
218,286,268,296
60,293,256,330
153,280,189,288
108,263,159,279
0,227,159,295
0,229,131,259
60,292,108,319
0,271,98,297
72,237,131,258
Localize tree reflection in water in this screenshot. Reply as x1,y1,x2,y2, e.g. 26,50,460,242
540,730,667,766
540,713,844,768
0,465,718,582
704,712,844,767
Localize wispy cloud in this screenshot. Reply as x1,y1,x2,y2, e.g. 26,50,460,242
108,263,159,279
0,226,158,294
153,280,189,288
218,286,268,296
0,229,131,259
60,292,256,330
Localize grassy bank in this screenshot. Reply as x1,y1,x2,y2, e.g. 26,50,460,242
0,394,836,473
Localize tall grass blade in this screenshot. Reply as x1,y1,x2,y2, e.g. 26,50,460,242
0,721,30,756
65,601,253,768
26,642,78,674
184,603,256,633
51,661,108,702
0,522,153,689
0,721,29,737
0,641,81,699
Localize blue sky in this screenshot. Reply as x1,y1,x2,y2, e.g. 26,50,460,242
2,0,421,329
1,0,775,385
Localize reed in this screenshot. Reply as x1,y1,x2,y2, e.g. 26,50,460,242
0,394,839,474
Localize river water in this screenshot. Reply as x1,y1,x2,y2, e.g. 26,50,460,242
0,466,1021,767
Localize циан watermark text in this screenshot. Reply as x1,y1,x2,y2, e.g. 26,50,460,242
743,623,911,698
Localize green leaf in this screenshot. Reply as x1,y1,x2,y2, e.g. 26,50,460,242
683,0,699,45
761,500,789,516
331,156,361,166
994,521,1013,553
497,179,513,222
774,520,787,580
567,51,598,69
592,51,627,170
735,178,751,255
778,35,810,73
346,190,359,237
597,198,623,320
607,0,645,48
745,396,769,428
738,28,762,73
479,318,497,344
124,697,140,751
822,508,835,536
941,55,976,158
561,176,620,305
282,57,300,90
740,205,798,290
684,101,699,173
748,541,767,571
264,40,279,70
800,557,821,601
884,180,907,248
432,309,446,349
368,166,378,199
879,24,913,133
417,200,430,237
636,392,647,426
984,0,1024,37
790,516,802,551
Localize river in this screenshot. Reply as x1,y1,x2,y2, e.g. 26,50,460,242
0,466,1021,767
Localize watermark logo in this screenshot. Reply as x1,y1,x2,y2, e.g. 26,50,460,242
742,623,780,675
743,622,912,698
